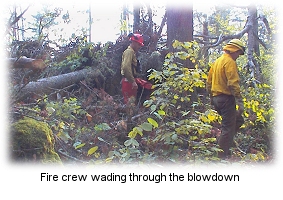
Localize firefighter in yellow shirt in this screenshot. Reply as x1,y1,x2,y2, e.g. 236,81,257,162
121,33,144,104
206,39,245,159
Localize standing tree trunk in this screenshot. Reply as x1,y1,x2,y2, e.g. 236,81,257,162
121,4,129,35
202,15,209,64
133,3,141,33
166,4,194,68
166,4,193,52
88,3,92,43
247,5,262,84
143,3,153,36
166,4,196,102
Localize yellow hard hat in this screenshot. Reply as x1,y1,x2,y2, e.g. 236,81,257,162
227,39,246,55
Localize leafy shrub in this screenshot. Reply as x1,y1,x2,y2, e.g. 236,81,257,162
233,83,275,161
107,41,222,163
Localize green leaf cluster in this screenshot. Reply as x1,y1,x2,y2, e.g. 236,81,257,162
108,41,221,163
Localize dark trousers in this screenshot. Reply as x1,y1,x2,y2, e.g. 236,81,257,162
212,94,244,159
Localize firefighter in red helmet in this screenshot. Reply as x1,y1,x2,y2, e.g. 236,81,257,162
121,33,144,104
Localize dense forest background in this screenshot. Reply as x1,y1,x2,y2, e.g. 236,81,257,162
5,2,277,165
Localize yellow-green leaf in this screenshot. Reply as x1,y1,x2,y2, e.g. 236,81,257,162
190,136,198,140
158,110,166,116
207,113,216,121
128,130,137,138
244,112,249,118
75,143,86,149
147,117,158,128
201,73,208,79
87,146,98,156
59,121,65,129
174,95,179,99
200,115,209,123
172,40,181,48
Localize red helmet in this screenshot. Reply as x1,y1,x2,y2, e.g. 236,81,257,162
129,33,144,46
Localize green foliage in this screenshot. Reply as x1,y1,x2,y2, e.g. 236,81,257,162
94,123,111,132
43,97,112,159
208,6,247,37
43,97,87,143
54,52,86,72
105,39,275,164
49,41,116,87
52,41,91,72
107,41,222,163
29,7,63,41
242,84,274,126
9,4,277,166
233,83,274,161
47,97,86,121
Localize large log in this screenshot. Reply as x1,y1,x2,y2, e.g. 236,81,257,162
15,68,103,101
8,56,46,71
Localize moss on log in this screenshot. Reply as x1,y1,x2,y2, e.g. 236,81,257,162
11,117,62,164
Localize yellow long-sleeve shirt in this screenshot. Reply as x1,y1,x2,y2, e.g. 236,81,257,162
121,46,137,83
206,53,241,99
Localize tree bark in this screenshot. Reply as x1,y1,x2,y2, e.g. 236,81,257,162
166,4,193,51
247,5,262,84
166,4,194,68
133,3,141,33
14,68,103,101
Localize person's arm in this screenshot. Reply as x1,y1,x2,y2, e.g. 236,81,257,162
206,66,213,96
226,62,244,114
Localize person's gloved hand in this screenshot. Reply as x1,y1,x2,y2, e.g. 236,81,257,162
132,81,138,90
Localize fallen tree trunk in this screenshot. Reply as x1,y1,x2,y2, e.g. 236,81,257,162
8,56,46,71
14,68,104,101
